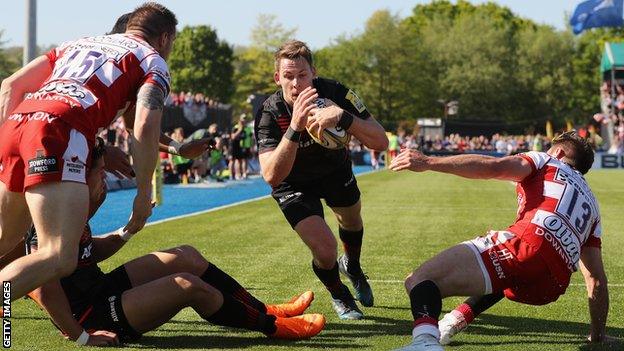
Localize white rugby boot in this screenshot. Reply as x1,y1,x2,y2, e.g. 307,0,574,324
438,311,468,345
393,334,444,351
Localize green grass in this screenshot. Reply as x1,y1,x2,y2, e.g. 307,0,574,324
9,170,624,350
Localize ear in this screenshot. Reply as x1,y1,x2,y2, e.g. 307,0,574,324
551,146,566,159
311,66,317,77
274,71,280,85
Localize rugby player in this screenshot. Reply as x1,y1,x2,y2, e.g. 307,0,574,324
23,137,324,346
0,2,176,301
108,12,216,161
389,131,611,350
255,40,388,319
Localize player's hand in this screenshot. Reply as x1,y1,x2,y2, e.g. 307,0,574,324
178,138,215,159
389,148,430,172
124,194,152,235
290,87,317,132
85,330,120,346
104,145,134,179
307,101,342,142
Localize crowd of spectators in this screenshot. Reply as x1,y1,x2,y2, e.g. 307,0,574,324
595,81,624,154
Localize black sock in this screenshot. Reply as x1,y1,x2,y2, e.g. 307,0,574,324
339,227,363,274
200,263,267,313
409,280,442,322
465,293,504,316
204,293,276,334
312,261,344,298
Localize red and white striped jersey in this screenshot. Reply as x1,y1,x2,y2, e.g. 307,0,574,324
12,33,170,139
508,151,601,276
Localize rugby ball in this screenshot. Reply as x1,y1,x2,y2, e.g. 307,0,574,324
306,98,351,150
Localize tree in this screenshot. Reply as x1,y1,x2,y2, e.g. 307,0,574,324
0,31,20,81
168,25,234,102
232,14,297,112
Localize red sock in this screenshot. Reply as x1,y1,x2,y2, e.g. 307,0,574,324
455,303,475,324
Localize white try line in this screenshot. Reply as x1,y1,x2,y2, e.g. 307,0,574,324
367,279,624,287
136,169,381,231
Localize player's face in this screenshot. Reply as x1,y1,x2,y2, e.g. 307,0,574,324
275,57,316,106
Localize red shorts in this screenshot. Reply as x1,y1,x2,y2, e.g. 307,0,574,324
463,230,569,305
0,113,91,192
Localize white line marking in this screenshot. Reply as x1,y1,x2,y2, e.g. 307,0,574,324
123,169,381,233
367,279,624,287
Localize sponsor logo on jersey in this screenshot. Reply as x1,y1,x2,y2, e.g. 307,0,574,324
532,210,581,271
80,243,93,260
488,251,506,279
27,155,58,175
345,89,366,113
108,296,119,322
278,192,302,204
344,174,355,187
7,112,57,124
65,155,85,175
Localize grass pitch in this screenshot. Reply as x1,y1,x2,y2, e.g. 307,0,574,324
9,170,624,350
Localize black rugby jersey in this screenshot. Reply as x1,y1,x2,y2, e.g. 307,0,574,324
255,77,371,183
26,224,106,316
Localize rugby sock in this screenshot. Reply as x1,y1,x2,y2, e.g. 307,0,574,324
312,261,345,298
338,227,363,274
409,280,442,339
205,293,277,334
201,263,267,313
455,293,504,323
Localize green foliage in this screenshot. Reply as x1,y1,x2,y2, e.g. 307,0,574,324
231,14,297,113
168,25,234,102
0,31,20,81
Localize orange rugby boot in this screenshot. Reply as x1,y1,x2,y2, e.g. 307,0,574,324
265,290,314,317
269,313,326,340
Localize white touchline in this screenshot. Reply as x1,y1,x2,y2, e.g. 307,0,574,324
366,279,624,287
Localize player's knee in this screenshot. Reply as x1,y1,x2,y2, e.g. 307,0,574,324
49,250,78,278
176,245,206,270
312,244,337,269
173,272,202,292
404,272,421,292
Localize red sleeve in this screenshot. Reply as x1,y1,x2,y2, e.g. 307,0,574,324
518,154,537,179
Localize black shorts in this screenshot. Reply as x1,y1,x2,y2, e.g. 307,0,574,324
271,164,360,227
80,266,142,342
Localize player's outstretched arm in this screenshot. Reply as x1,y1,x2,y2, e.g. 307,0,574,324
0,55,52,124
389,149,532,182
579,247,610,343
159,132,214,159
125,83,163,234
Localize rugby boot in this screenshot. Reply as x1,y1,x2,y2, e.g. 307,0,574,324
269,313,326,340
438,311,467,345
265,291,314,317
338,254,374,307
393,334,444,351
331,284,364,320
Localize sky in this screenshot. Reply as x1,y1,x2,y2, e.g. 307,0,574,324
0,0,577,49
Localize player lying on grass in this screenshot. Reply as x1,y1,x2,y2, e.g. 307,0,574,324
389,131,612,350
18,138,324,346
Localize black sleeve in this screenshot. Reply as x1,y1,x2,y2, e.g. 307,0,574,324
315,78,371,120
254,107,282,153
